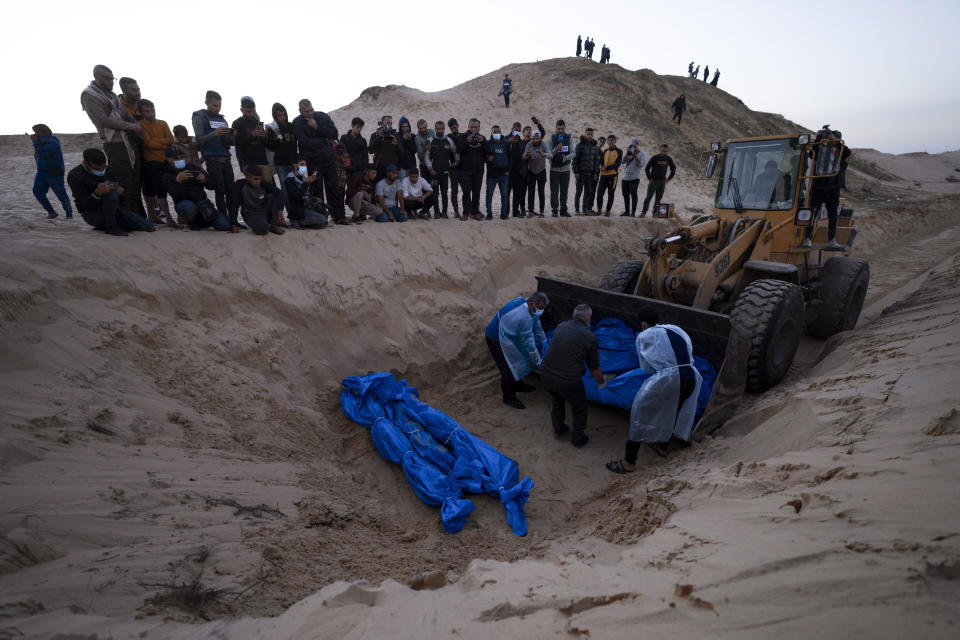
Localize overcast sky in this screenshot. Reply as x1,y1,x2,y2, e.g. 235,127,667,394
7,0,958,154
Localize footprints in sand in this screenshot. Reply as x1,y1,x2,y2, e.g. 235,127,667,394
923,408,960,436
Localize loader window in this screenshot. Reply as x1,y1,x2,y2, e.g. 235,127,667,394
715,139,801,211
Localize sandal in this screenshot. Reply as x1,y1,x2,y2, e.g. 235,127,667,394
605,459,635,474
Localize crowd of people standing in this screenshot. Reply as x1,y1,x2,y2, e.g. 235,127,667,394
576,36,611,63
32,64,684,237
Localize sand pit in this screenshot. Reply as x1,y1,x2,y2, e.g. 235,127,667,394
3,67,960,637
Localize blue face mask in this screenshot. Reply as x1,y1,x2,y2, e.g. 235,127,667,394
492,133,501,140
91,167,106,176
173,159,186,169
297,165,308,177
533,308,544,317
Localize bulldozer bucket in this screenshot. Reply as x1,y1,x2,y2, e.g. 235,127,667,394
536,276,750,434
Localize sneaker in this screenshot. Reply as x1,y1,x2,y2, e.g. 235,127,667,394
801,238,813,247
639,211,647,218
504,398,525,410
559,212,571,218
234,222,248,230
269,224,285,235
471,213,484,221
104,226,128,237
485,213,493,220
46,212,59,220
571,433,590,448
334,218,352,225
619,212,631,217
827,239,843,249
603,212,611,217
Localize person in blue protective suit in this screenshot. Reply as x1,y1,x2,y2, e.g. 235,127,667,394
606,323,703,473
486,292,548,410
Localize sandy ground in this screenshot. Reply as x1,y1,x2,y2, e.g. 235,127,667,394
2,59,960,639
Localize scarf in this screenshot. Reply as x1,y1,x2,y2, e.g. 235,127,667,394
81,82,136,165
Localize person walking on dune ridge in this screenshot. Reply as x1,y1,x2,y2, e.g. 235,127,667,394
30,124,73,220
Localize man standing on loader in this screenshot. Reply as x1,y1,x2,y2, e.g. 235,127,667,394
802,127,850,249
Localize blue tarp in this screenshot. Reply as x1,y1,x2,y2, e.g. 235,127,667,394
341,373,533,536
543,318,718,417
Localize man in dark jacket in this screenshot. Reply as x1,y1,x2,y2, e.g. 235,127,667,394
162,146,231,231
424,120,456,217
285,157,330,229
446,118,462,217
236,165,284,235
232,96,269,178
508,130,528,217
804,128,850,249
339,117,369,178
455,118,490,221
576,35,582,57
67,148,156,236
485,125,511,219
192,90,240,226
641,144,677,216
672,94,686,126
573,128,600,214
499,75,512,108
293,99,349,225
369,114,399,179
30,124,73,219
540,304,604,447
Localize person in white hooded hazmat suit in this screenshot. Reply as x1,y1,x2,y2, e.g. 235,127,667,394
606,323,702,473
496,291,549,409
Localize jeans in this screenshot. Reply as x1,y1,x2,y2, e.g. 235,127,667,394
275,164,295,211
621,178,640,214
33,172,73,217
642,179,667,214
174,200,232,231
526,171,546,212
375,205,407,222
459,171,483,216
549,170,570,214
398,168,409,182
203,156,237,223
574,174,597,211
485,173,509,216
80,191,155,232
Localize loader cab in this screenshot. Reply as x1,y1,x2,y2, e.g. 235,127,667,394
711,137,803,213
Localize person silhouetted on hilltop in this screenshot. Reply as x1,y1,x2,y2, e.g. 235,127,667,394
710,69,720,86
576,35,583,57
703,65,709,82
499,74,512,108
672,94,687,126
585,38,594,60
693,64,700,78
688,61,694,77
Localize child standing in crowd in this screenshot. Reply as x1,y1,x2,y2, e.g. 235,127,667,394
171,125,202,167
30,124,73,220
138,99,177,226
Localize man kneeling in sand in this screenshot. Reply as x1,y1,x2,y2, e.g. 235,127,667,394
236,165,284,235
67,148,156,236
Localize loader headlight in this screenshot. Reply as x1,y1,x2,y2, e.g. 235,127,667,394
656,203,671,219
798,134,810,145
710,141,721,152
795,208,812,227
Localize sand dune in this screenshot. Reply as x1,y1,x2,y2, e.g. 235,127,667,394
2,59,960,638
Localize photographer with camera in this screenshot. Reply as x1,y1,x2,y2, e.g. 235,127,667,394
162,146,231,231
424,120,456,218
455,118,490,221
67,148,157,236
369,115,400,180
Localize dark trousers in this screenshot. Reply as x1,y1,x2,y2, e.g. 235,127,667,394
503,93,510,107
621,179,640,214
549,171,570,214
431,171,449,214
448,167,461,214
33,172,73,217
103,141,143,215
642,179,667,214
808,188,840,241
243,197,280,235
403,193,437,216
487,337,519,402
80,191,155,232
673,110,683,125
460,170,483,216
625,439,643,464
509,171,525,213
307,162,346,222
541,371,588,439
596,174,618,212
204,156,237,223
527,171,546,212
575,174,597,211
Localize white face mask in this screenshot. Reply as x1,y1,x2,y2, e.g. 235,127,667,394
173,159,186,169
492,133,501,140
297,165,308,177
91,168,106,176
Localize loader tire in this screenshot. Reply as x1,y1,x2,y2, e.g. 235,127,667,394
730,279,804,393
807,257,870,339
598,260,645,294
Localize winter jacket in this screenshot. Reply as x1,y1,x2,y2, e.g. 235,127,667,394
424,135,456,173
66,164,117,213
163,163,213,203
33,135,65,175
266,123,299,166
572,137,601,175
192,109,232,158
292,111,339,166
486,136,510,177
232,116,269,166
599,147,623,176
456,132,490,174
339,131,369,173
